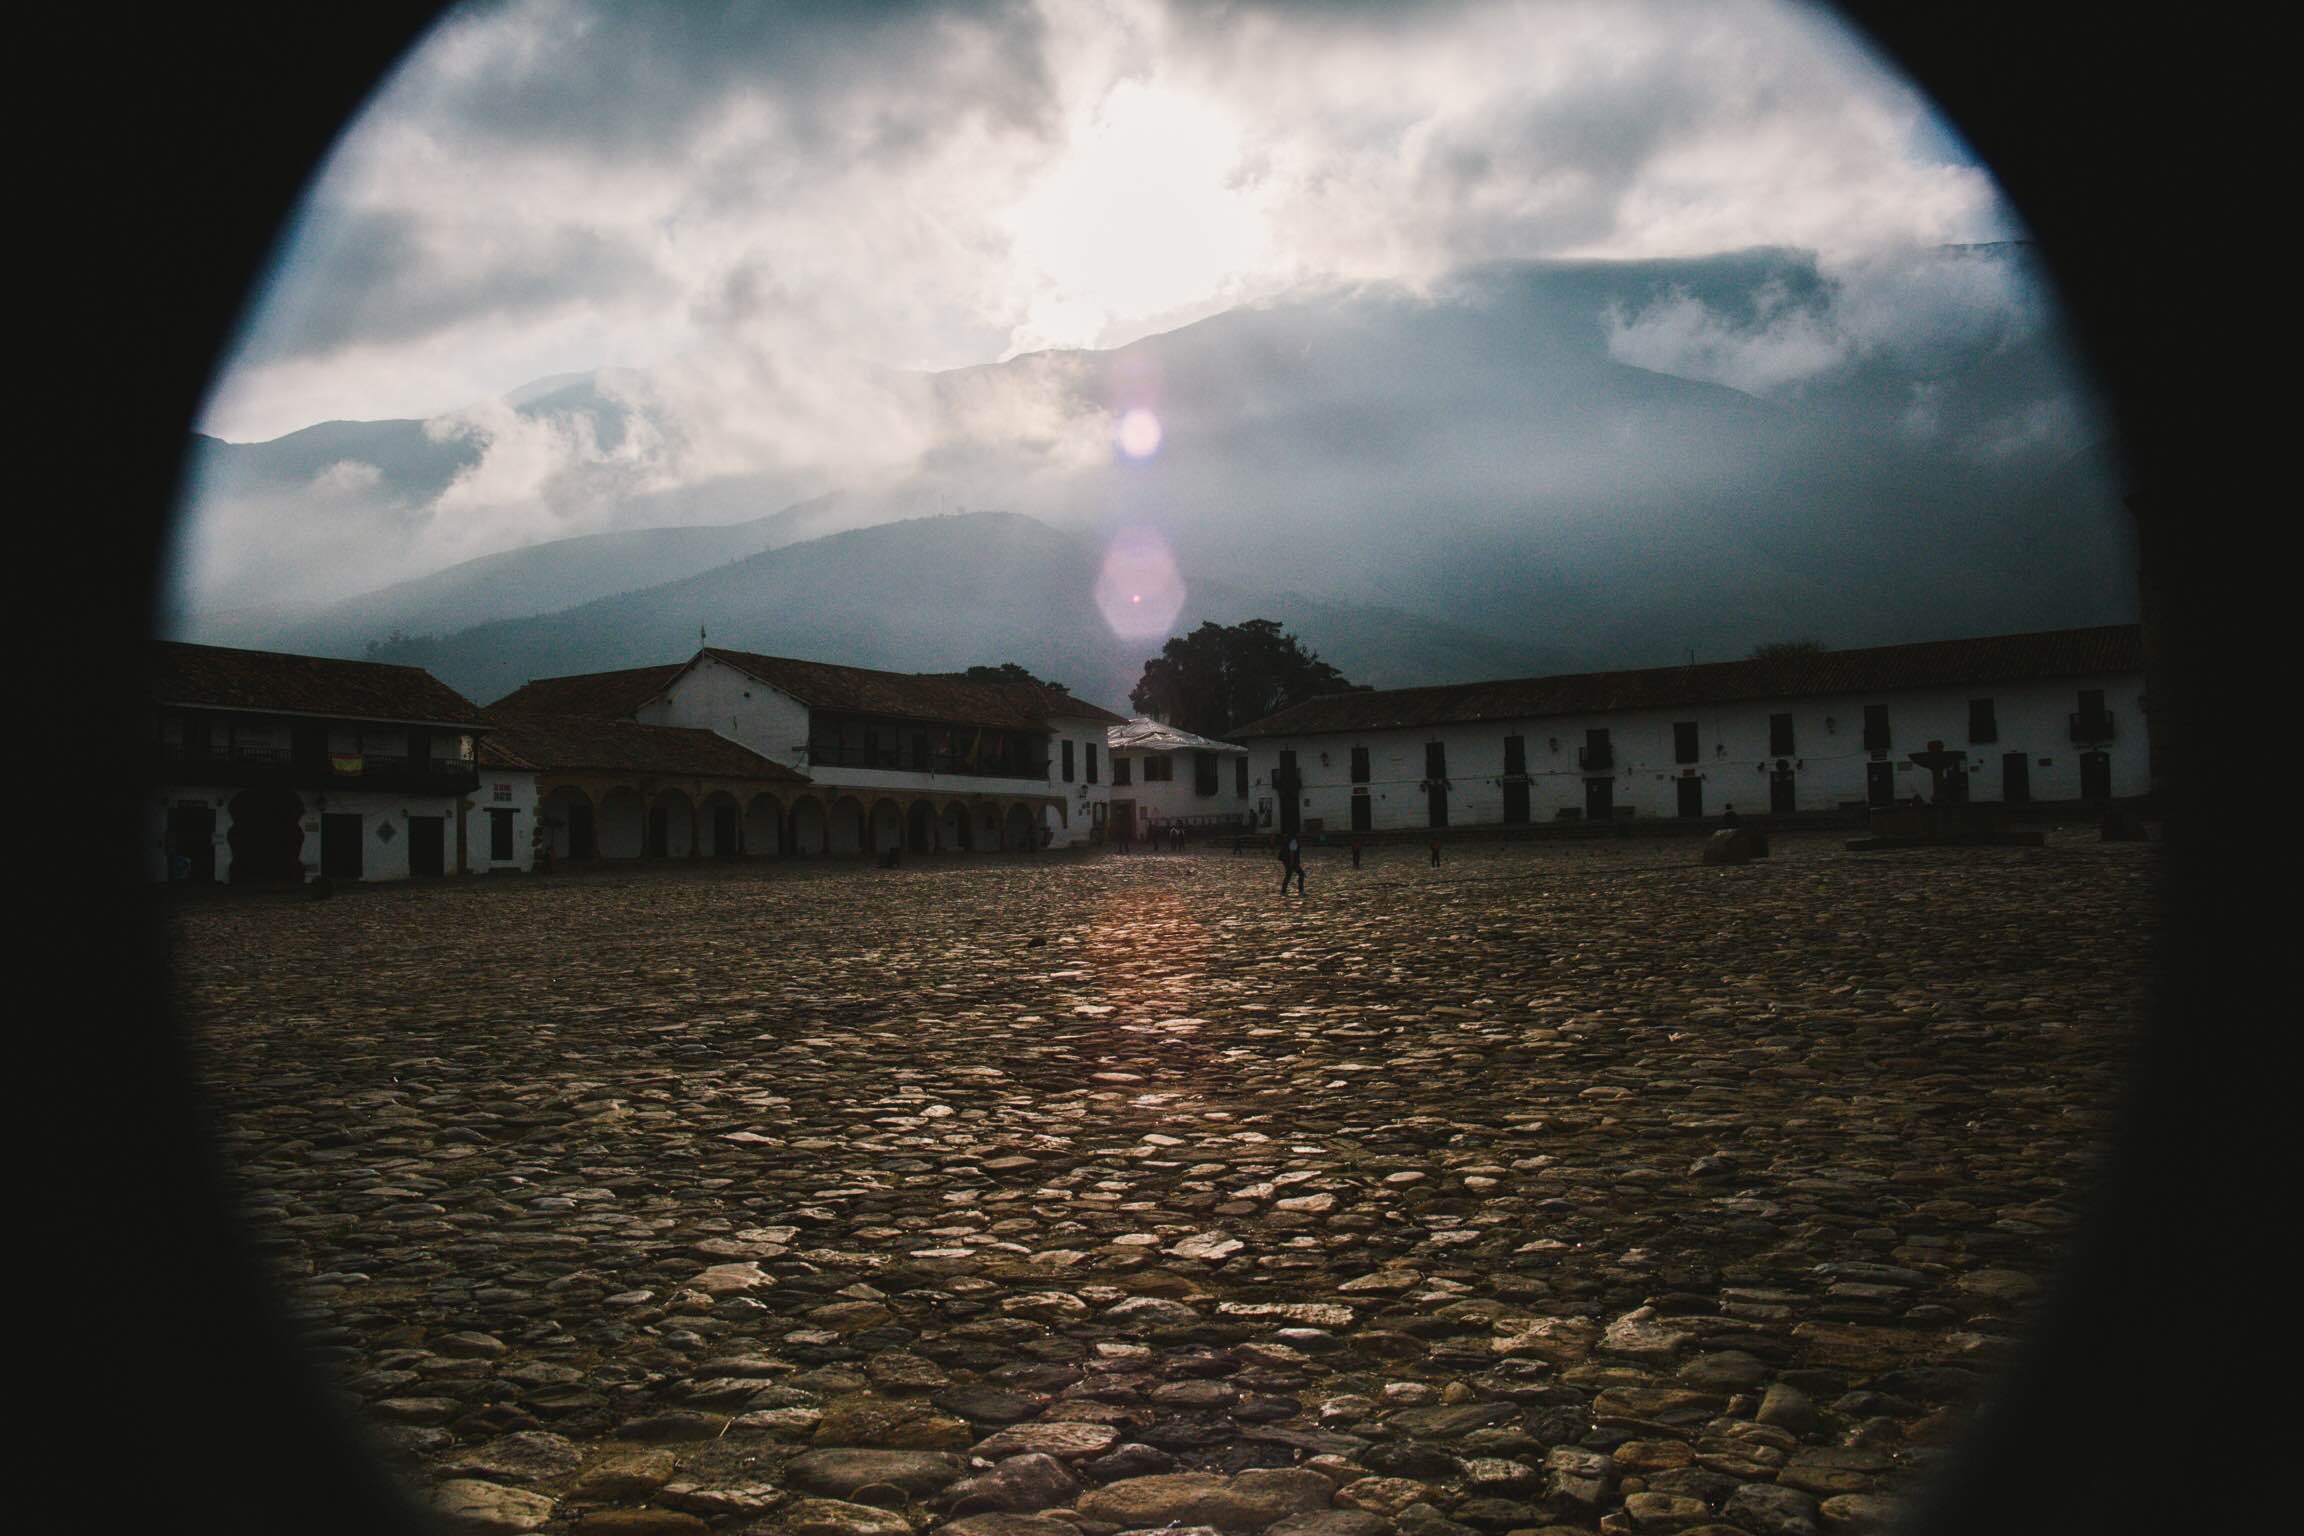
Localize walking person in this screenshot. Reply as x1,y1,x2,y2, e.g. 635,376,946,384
1350,836,1363,869
1429,838,1442,866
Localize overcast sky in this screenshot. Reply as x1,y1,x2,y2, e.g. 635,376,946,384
201,0,2010,444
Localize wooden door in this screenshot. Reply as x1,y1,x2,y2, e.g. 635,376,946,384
1584,776,1613,820
1769,769,1796,815
321,813,363,880
409,814,446,877
1866,760,1896,807
1350,791,1372,832
2002,752,2030,805
2080,750,2112,800
1676,775,1703,819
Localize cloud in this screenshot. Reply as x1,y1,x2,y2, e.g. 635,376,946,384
180,0,2049,614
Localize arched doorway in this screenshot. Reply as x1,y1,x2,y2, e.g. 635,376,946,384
940,801,970,851
828,796,866,855
972,802,1001,850
699,789,743,856
1003,803,1036,850
543,784,595,860
746,792,784,856
789,796,827,855
648,788,694,858
906,800,935,853
597,786,645,859
226,786,305,884
868,799,904,854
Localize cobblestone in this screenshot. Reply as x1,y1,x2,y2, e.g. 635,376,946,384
174,832,2153,1534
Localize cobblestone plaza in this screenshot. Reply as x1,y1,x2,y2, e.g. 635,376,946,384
173,832,2155,1536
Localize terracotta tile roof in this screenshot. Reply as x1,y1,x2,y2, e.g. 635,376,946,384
489,664,687,719
1109,717,1249,754
704,648,1128,728
153,641,490,728
1234,624,2145,737
477,713,811,783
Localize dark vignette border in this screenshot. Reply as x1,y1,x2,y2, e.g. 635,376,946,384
39,6,2270,1530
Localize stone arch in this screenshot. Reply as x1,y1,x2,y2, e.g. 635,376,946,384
828,796,866,856
1004,802,1037,850
597,785,644,859
647,787,695,858
225,785,305,884
542,784,596,860
789,795,827,855
868,798,905,854
745,792,785,856
699,788,743,857
906,799,936,853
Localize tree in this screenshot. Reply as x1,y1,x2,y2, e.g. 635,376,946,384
1748,638,1827,662
959,662,1066,693
1130,620,1365,738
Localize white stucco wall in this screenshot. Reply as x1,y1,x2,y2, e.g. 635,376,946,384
151,785,473,882
645,655,813,767
463,770,540,874
1246,672,2149,834
1110,747,1252,833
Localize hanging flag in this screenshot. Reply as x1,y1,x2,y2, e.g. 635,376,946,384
330,753,364,776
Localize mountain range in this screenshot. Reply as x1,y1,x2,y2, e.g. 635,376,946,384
167,247,2137,712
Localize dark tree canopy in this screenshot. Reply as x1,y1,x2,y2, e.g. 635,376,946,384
1748,638,1827,662
959,662,1065,692
1130,619,1365,739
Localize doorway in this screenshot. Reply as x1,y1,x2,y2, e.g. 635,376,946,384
166,803,216,882
2002,752,2031,805
321,812,364,880
2080,750,2112,801
1584,775,1614,820
1769,768,1796,815
1675,775,1704,819
409,814,446,877
226,786,305,884
1865,760,1896,808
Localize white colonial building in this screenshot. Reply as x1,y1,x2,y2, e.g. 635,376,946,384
492,648,1124,854
150,642,495,883
1107,717,1253,844
1234,625,2148,837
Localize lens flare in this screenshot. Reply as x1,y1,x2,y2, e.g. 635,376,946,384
1095,527,1185,640
1116,407,1163,459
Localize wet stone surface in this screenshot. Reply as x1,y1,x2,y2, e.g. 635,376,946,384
174,832,2153,1534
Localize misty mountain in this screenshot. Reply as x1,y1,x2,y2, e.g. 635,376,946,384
366,511,1581,711
175,246,2136,680
187,494,848,655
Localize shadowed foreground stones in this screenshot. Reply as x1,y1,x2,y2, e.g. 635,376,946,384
174,836,2152,1536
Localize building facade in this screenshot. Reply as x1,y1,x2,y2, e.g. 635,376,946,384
493,648,1125,854
1235,625,2148,836
150,642,493,883
1107,717,1253,843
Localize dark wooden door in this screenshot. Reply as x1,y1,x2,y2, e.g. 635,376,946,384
647,805,669,857
1866,761,1896,808
1770,769,1796,815
166,804,216,882
1584,776,1613,820
1424,742,1449,828
1502,780,1529,823
409,814,446,876
1676,776,1703,819
321,813,363,880
715,805,739,856
568,801,596,858
487,809,515,863
1350,792,1372,832
2080,750,2112,800
2002,752,2030,804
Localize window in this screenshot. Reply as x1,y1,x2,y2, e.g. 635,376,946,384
492,783,512,802
1113,756,1132,786
1350,745,1371,782
1235,756,1248,797
1968,698,1998,743
1673,721,1699,764
1143,756,1173,782
1062,739,1075,782
1581,728,1612,771
1862,704,1891,751
1086,743,1098,783
1769,713,1795,756
1194,750,1220,796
